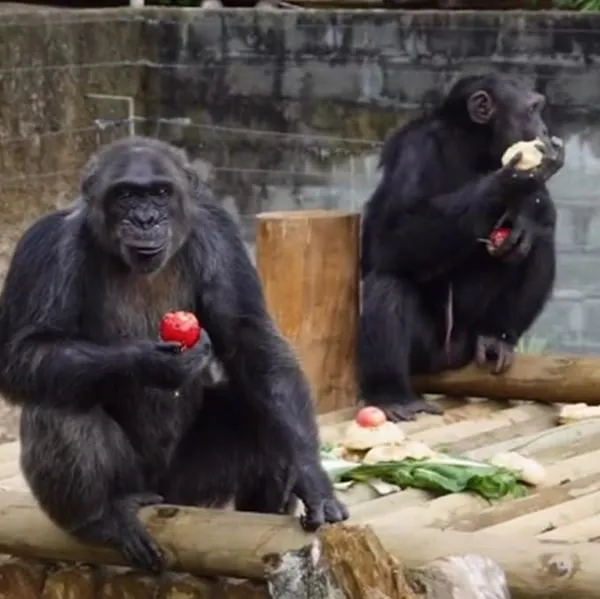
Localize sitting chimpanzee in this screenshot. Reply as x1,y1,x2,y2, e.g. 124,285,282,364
0,136,348,572
359,73,565,422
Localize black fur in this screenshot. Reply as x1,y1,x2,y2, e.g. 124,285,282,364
0,136,348,573
359,74,564,422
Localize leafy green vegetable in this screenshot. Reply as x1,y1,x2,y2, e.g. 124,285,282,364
334,459,527,501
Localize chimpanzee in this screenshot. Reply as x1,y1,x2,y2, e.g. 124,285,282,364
359,73,565,422
0,136,348,572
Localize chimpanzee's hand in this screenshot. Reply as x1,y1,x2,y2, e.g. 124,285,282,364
497,153,542,196
130,340,188,389
498,137,564,196
537,136,565,182
294,461,349,531
475,335,515,375
486,218,533,265
177,336,228,389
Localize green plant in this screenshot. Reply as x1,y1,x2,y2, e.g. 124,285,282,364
321,452,528,501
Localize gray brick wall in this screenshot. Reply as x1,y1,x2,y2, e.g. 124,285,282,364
145,10,600,355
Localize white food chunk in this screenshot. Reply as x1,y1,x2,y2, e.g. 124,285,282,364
501,139,545,171
363,440,438,464
342,421,406,451
558,403,600,424
489,452,546,486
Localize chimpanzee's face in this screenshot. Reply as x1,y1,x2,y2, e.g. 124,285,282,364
492,81,550,158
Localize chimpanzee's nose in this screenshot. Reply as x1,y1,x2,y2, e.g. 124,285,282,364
135,207,160,229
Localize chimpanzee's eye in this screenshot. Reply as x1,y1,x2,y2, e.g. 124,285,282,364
119,190,134,201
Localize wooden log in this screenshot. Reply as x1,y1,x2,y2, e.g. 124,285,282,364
412,354,600,405
256,209,360,414
0,492,598,598
266,524,510,599
0,558,45,598
265,524,419,599
410,555,511,599
0,534,509,599
0,558,269,599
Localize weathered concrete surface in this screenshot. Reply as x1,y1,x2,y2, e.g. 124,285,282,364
0,9,146,275
0,8,149,440
1,9,600,440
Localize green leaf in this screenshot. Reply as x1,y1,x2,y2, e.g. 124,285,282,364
338,459,528,502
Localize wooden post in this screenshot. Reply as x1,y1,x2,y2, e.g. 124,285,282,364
256,210,360,414
412,354,600,405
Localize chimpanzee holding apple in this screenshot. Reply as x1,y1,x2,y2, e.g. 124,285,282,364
0,136,348,572
359,73,565,422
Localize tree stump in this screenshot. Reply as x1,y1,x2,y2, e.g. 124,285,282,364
256,209,360,413
265,524,511,599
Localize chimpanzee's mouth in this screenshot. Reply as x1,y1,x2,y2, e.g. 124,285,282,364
124,243,167,268
134,245,164,258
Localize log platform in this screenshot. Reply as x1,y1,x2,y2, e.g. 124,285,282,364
319,395,600,541
4,395,600,538
2,209,600,597
2,395,600,597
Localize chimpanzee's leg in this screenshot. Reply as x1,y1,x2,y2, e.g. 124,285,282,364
359,272,449,421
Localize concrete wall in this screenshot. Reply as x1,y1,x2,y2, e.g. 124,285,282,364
3,8,600,354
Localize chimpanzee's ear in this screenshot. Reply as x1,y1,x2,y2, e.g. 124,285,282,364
80,155,99,202
467,90,496,124
171,146,201,192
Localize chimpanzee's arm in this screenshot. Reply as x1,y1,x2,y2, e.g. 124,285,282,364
0,212,145,407
189,204,320,452
188,203,347,529
478,192,556,343
367,135,514,280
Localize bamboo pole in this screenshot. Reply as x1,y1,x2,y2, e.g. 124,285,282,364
0,492,597,598
412,354,600,404
256,209,360,414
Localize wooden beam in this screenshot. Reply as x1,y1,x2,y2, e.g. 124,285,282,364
0,492,598,598
256,209,360,414
412,354,600,405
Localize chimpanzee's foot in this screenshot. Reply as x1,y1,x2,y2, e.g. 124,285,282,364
367,395,444,422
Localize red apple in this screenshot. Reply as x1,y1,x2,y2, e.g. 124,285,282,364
489,227,511,248
160,311,201,350
356,406,387,428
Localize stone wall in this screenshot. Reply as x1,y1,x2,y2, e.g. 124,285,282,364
0,9,148,278
3,7,600,354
